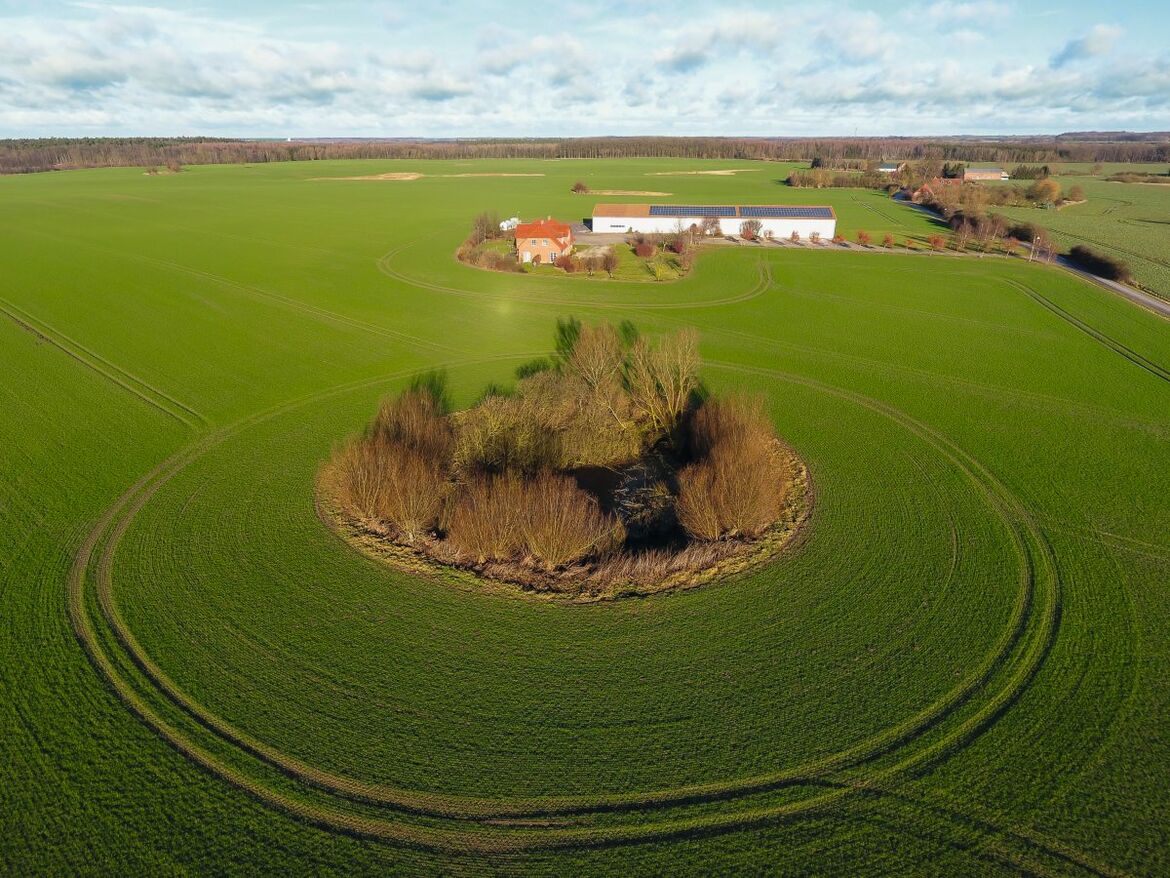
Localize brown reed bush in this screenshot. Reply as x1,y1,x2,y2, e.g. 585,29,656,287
687,394,772,460
677,396,790,541
325,437,387,527
327,433,447,542
372,388,453,461
445,474,527,563
519,472,623,570
566,321,625,392
590,540,731,585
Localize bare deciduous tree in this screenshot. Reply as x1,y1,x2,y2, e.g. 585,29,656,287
739,219,762,240
624,328,700,438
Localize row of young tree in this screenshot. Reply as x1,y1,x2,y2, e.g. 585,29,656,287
4,134,1169,175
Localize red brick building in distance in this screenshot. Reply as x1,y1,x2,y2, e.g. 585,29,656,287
514,218,572,265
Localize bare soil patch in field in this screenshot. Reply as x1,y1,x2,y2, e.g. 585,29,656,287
443,172,545,178
313,172,545,181
586,189,673,196
314,171,424,181
646,169,760,176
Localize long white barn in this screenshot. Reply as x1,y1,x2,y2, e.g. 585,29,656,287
592,203,837,239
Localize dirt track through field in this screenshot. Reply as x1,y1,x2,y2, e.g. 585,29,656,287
375,239,775,310
0,297,206,429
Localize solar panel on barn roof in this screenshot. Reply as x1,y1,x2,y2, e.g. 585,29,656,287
647,205,736,217
738,206,834,219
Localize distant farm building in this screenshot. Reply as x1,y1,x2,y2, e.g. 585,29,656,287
499,216,520,232
514,218,572,264
877,162,906,174
964,167,1009,181
592,204,837,240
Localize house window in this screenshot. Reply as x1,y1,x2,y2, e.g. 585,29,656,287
543,239,548,246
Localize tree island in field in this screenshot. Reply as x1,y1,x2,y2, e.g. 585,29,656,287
320,319,810,599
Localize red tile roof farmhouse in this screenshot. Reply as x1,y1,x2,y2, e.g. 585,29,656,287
513,218,571,239
513,218,573,265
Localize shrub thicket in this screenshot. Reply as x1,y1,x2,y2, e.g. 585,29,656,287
1106,172,1170,184
456,212,526,273
678,397,791,541
325,386,453,541
325,434,447,542
1010,164,1050,180
323,321,797,594
519,473,623,570
372,388,453,459
445,475,527,562
445,472,621,569
787,169,887,189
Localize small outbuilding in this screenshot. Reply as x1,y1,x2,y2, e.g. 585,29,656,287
499,216,520,232
514,218,573,264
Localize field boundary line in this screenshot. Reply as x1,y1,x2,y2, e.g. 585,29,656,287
125,252,463,357
1005,279,1170,384
4,221,462,358
0,296,206,430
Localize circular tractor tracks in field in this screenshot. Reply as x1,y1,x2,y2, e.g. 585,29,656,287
70,355,1066,860
375,238,775,311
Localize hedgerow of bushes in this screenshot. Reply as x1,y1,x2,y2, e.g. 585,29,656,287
1066,245,1133,283
319,319,806,598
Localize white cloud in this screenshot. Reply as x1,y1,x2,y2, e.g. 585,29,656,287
1051,24,1123,68
815,12,894,66
651,12,787,72
0,2,1164,136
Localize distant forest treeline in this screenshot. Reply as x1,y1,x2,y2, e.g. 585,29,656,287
2,134,1169,175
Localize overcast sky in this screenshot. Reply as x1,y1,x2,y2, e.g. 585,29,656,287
0,0,1166,137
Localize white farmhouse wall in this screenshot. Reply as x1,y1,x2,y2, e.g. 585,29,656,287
752,218,837,239
592,214,836,240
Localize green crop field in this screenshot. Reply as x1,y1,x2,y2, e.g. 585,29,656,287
988,170,1170,299
1,158,1168,876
